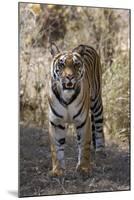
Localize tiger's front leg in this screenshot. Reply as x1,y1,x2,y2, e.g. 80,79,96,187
76,116,91,174
49,121,66,176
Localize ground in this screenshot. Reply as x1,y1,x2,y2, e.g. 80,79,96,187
19,125,130,197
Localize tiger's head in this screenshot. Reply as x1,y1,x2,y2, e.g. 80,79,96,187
50,43,85,92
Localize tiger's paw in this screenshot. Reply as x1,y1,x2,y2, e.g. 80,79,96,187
49,168,65,177
76,163,91,175
95,147,107,159
76,164,91,179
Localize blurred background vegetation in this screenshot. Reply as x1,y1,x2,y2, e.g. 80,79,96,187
19,3,130,141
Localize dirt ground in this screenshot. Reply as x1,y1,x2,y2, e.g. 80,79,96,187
19,125,130,197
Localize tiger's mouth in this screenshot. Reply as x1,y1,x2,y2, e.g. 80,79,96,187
62,82,75,90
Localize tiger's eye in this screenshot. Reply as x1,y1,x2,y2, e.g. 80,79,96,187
74,61,81,70
58,59,64,69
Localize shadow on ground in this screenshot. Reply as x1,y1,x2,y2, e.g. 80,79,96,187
19,126,130,197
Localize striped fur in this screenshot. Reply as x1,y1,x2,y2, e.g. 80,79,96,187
48,44,105,176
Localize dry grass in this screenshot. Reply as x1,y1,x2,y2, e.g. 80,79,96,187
19,3,130,139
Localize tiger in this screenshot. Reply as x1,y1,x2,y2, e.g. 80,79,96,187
48,43,105,176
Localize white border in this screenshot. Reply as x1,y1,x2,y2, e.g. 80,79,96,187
0,0,133,200
18,0,131,8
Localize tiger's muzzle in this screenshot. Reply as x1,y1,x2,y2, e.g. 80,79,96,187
62,75,76,90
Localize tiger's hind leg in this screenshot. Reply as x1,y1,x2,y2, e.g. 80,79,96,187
91,95,105,152
49,121,66,176
76,116,91,174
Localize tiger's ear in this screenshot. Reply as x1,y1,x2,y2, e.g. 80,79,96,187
72,44,85,56
50,42,60,57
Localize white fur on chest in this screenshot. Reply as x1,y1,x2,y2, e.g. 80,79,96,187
49,82,85,125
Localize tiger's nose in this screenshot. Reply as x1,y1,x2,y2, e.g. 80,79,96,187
66,74,74,80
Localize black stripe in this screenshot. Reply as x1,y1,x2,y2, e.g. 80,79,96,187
83,56,93,70
49,101,63,118
50,121,65,130
91,101,101,113
91,93,101,106
72,45,85,56
95,127,103,132
92,123,95,131
58,148,64,151
73,96,85,119
92,132,96,148
67,86,81,105
95,126,103,131
73,53,83,63
91,114,94,122
77,135,81,141
85,47,98,57
94,106,103,118
58,138,65,145
91,95,97,102
52,84,63,105
73,45,98,58
91,96,98,111
76,118,87,129
83,52,94,63
94,118,103,124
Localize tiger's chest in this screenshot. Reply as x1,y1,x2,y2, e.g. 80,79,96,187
49,94,87,126
48,80,90,125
